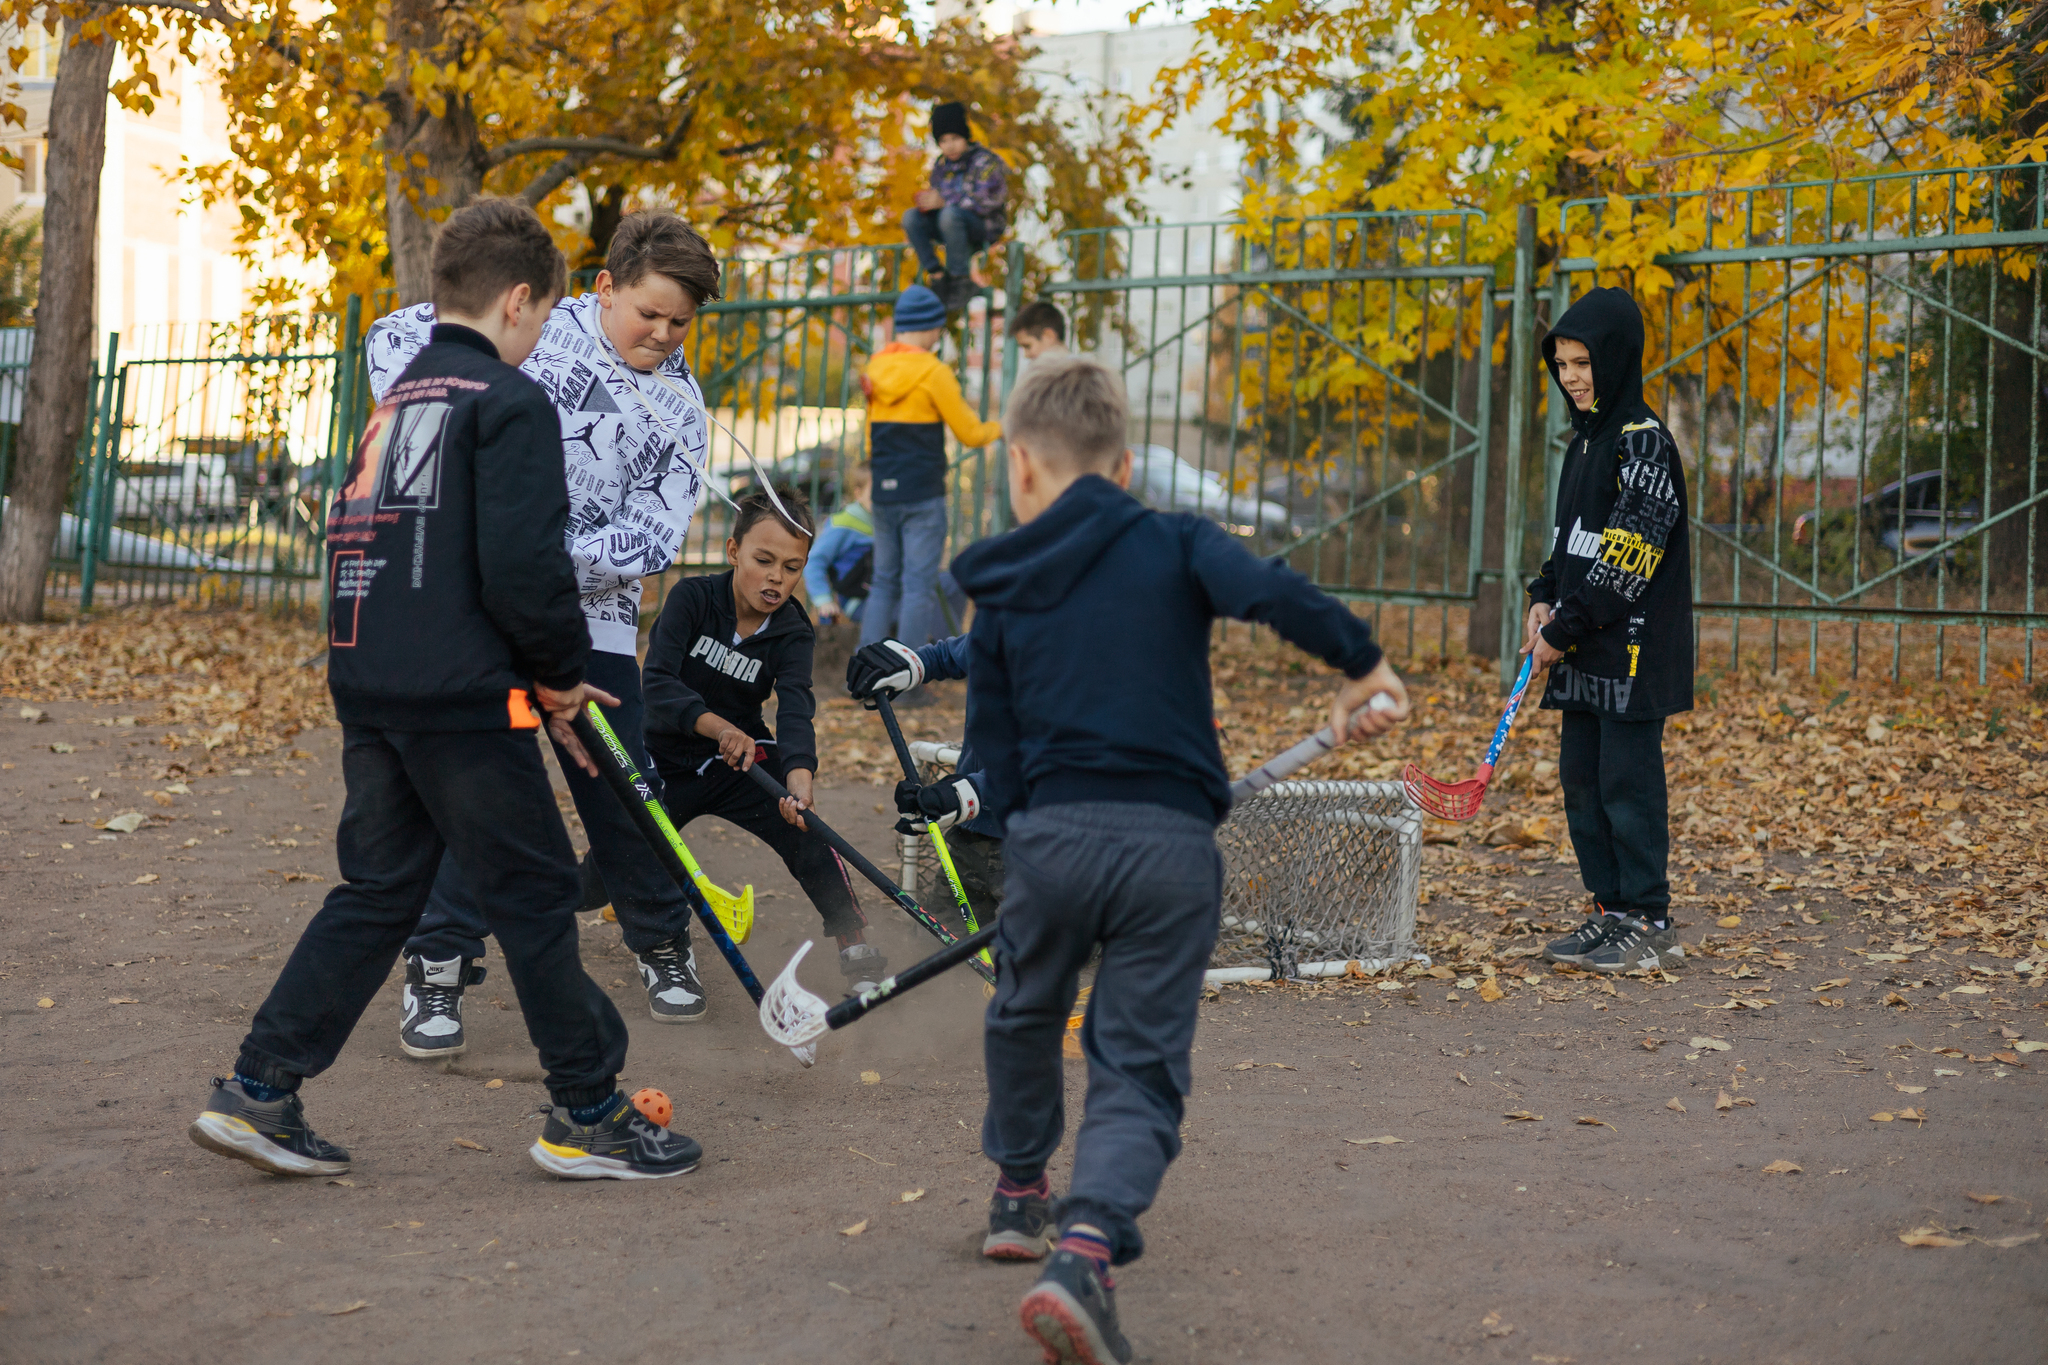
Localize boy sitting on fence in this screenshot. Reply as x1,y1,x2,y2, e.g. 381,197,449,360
950,356,1408,1364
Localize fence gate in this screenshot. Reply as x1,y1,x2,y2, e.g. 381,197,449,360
1548,164,2048,684
1042,213,1500,662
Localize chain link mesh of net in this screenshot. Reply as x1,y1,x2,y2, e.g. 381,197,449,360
1213,779,1422,976
900,746,1421,978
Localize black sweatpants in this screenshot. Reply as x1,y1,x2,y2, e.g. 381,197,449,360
1558,709,1670,921
651,755,864,940
406,649,693,962
981,801,1222,1267
237,726,627,1109
941,826,1006,925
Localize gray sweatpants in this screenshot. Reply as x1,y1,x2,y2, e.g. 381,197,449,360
981,801,1222,1266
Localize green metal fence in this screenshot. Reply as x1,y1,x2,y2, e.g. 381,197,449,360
1550,162,2048,684
30,165,2048,687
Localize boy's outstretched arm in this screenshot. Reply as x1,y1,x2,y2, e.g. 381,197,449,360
923,364,1003,449
1539,425,1683,656
1184,519,1410,740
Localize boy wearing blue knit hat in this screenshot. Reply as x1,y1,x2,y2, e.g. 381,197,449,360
857,285,1001,656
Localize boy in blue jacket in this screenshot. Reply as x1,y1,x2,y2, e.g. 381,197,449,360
951,357,1409,1364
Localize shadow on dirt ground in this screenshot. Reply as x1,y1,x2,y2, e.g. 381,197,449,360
2,689,2043,1365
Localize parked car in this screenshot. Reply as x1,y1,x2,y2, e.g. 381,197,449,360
1130,445,1295,536
111,455,240,523
1792,470,1979,564
729,442,865,516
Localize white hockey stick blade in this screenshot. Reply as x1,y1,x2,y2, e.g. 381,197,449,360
1229,693,1399,802
760,940,833,1049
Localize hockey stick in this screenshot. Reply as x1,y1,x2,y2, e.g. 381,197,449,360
867,693,993,972
761,923,1000,1049
573,706,815,1065
1400,652,1534,821
741,760,998,985
1229,692,1401,803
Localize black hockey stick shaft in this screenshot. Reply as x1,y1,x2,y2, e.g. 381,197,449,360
869,692,922,779
824,920,1001,1032
574,708,765,1003
742,762,997,984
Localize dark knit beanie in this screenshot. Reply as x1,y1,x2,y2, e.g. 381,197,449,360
894,285,947,331
931,101,970,143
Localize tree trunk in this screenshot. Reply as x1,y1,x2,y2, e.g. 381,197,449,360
0,14,117,623
381,0,488,306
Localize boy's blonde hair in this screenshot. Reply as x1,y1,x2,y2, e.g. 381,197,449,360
1004,356,1127,474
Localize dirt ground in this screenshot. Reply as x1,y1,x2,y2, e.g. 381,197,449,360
3,691,2044,1365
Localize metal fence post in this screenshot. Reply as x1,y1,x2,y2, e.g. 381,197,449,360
76,332,121,613
1496,207,1537,687
995,238,1023,533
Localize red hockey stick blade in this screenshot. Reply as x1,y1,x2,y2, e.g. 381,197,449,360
1402,761,1492,821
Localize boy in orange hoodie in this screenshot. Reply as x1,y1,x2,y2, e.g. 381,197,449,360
859,284,1002,655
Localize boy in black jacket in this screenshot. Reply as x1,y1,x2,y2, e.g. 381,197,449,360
952,358,1409,1364
642,490,880,990
1525,286,1693,976
187,200,701,1182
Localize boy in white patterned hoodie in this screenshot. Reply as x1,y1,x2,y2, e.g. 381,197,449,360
364,211,724,1046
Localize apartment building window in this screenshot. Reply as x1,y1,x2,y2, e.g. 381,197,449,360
16,140,43,195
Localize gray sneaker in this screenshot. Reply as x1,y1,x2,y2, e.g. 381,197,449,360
1542,909,1618,965
189,1077,350,1177
839,942,888,995
1585,916,1684,973
400,954,485,1058
635,938,707,1023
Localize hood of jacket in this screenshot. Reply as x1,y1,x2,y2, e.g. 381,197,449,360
1543,286,1647,442
866,344,947,407
953,475,1149,612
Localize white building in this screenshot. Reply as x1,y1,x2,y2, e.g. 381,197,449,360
1,24,259,349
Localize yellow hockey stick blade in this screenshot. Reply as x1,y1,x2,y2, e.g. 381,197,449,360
699,876,755,945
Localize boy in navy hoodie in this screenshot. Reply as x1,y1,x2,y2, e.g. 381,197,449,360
951,358,1409,1364
185,201,701,1183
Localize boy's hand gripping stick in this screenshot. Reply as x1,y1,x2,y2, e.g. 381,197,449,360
1400,653,1535,820
742,761,998,985
573,705,814,1065
867,693,993,972
1229,692,1401,803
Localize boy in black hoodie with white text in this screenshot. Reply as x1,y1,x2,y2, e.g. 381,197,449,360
1526,286,1694,976
187,200,701,1183
641,489,880,991
951,358,1409,1365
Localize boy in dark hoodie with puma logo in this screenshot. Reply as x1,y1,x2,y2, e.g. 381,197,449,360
1525,286,1694,977
951,357,1409,1364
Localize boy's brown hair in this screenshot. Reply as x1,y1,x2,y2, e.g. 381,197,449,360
606,211,723,305
732,484,815,544
431,199,567,317
1014,300,1066,343
1004,356,1126,474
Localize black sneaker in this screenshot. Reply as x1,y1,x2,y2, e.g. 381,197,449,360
1585,916,1684,974
400,953,484,1058
1542,913,1619,965
188,1077,350,1177
1019,1249,1133,1365
528,1093,703,1180
840,942,888,994
984,1186,1056,1261
635,937,707,1023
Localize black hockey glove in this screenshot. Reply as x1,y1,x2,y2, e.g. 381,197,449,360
892,773,980,834
846,640,924,699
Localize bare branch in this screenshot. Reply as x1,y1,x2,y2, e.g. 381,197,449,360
107,0,249,21
489,135,677,167
518,150,593,207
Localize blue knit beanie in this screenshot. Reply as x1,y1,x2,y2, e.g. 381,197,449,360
894,285,947,331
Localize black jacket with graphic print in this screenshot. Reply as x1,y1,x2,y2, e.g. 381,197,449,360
1527,287,1694,719
642,570,820,776
325,324,588,731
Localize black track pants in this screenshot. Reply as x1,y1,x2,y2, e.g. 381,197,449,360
1558,710,1671,920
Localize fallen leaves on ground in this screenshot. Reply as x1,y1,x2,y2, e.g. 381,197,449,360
1575,1116,1617,1131
859,1071,880,1085
1343,1135,1405,1146
1965,1191,2003,1204
1479,1311,1513,1338
322,1301,372,1315
1502,1110,1543,1122
897,1189,925,1203
452,1138,488,1152
1761,1159,1803,1174
1898,1227,1967,1248
1666,1098,1687,1112
839,1220,868,1237
1691,1037,1732,1051
1976,1232,2041,1248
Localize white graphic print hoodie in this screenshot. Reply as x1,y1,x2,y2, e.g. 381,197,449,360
366,293,708,655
